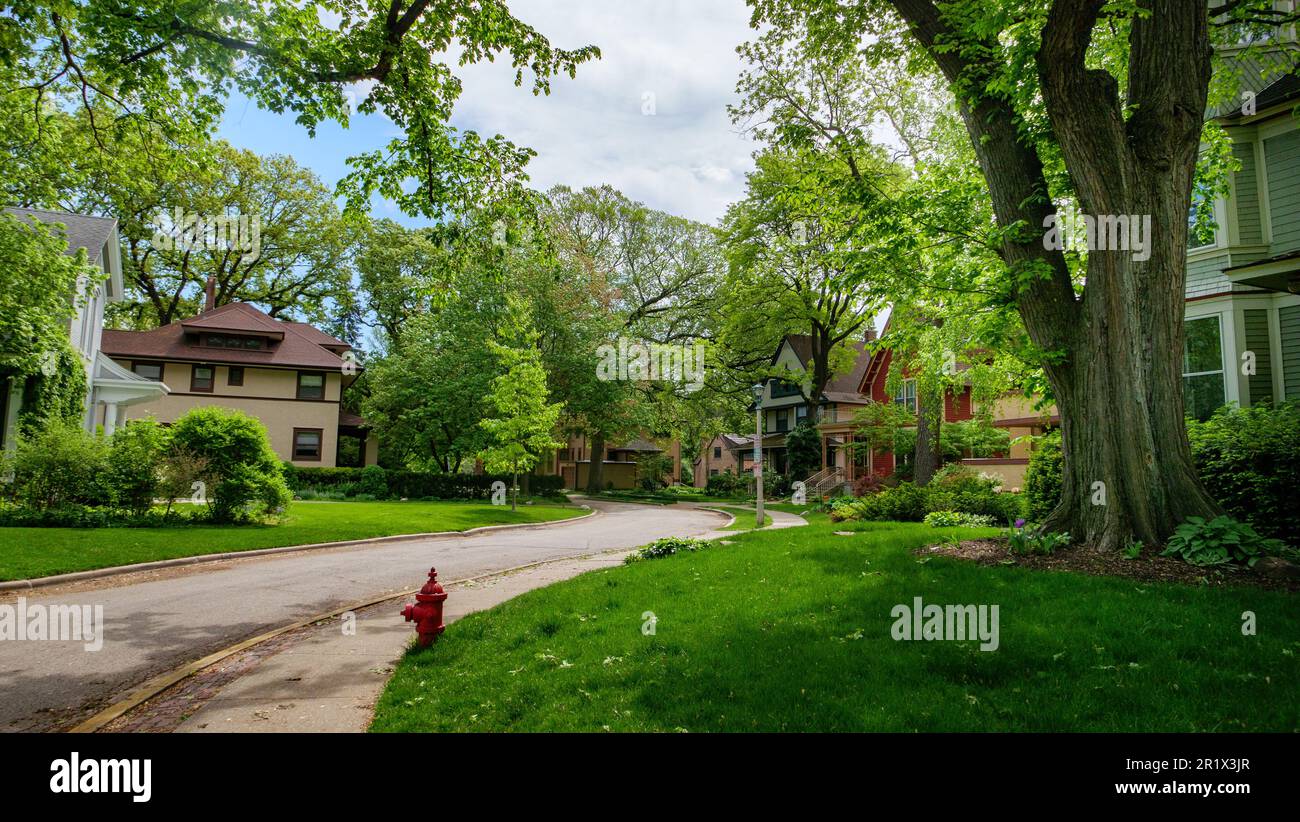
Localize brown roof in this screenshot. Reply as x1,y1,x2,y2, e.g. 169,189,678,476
779,334,873,402
102,302,355,372
338,409,370,428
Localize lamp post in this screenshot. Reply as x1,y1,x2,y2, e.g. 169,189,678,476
752,382,764,529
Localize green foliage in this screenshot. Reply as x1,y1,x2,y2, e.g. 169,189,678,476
1008,523,1071,557
830,479,1023,525
1024,429,1063,523
1160,515,1283,568
16,336,88,432
105,419,170,516
634,452,673,491
0,211,98,384
7,1,598,219
624,536,710,564
358,464,389,499
6,419,106,510
478,316,564,503
285,467,564,500
924,510,996,528
785,421,821,479
168,407,290,522
1186,402,1300,546
706,470,750,497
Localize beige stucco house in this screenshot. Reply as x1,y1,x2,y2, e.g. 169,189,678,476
100,293,376,467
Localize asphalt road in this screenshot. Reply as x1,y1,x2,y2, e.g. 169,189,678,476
0,500,725,732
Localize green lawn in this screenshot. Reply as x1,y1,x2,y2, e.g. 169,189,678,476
0,500,585,581
371,518,1300,732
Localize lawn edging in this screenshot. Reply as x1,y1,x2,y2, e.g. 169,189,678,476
0,506,597,592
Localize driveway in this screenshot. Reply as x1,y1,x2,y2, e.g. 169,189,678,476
0,500,725,732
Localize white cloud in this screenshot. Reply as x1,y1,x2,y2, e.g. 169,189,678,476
448,0,759,225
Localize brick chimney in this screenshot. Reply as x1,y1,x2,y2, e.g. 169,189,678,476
204,276,216,312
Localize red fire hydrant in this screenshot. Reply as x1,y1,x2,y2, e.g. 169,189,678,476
401,567,447,647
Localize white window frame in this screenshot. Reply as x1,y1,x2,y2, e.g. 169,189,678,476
1182,313,1227,417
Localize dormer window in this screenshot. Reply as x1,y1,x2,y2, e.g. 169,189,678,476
205,334,264,350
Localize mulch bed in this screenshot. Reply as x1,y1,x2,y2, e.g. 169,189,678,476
918,538,1300,592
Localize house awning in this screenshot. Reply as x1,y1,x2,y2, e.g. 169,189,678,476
91,352,169,406
1222,251,1300,294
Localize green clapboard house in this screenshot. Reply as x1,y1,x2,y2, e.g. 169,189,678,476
1183,47,1300,419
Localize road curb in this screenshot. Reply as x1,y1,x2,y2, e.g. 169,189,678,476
0,506,597,593
66,541,639,734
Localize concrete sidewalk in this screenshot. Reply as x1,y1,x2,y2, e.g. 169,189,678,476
170,551,634,733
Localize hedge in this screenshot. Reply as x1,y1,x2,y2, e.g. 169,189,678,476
284,466,565,500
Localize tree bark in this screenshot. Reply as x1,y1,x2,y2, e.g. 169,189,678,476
585,430,606,492
890,0,1221,550
912,395,937,486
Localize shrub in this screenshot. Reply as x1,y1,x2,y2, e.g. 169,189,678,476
924,510,996,528
0,504,195,528
168,407,290,521
864,482,930,522
1024,429,1063,523
705,470,748,497
105,419,170,515
853,473,886,496
785,421,821,479
1160,515,1284,568
624,536,709,564
8,420,107,510
1008,520,1071,555
662,484,704,497
358,464,388,498
1186,402,1299,546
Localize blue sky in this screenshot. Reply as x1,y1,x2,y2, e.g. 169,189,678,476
216,0,760,228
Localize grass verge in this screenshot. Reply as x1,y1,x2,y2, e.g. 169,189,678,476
372,518,1299,732
0,500,585,581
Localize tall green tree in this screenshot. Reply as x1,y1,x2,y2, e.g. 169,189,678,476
479,302,563,511
737,0,1297,549
719,148,888,415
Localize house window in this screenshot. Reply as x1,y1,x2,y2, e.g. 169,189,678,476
297,371,325,400
206,334,264,350
776,408,789,433
190,365,214,392
893,379,918,413
227,366,244,386
770,379,802,399
796,405,808,422
132,362,163,381
713,446,722,459
710,469,719,477
293,428,323,461
1183,315,1225,420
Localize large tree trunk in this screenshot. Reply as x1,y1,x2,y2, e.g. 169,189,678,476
891,0,1221,550
585,430,606,493
912,395,938,486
